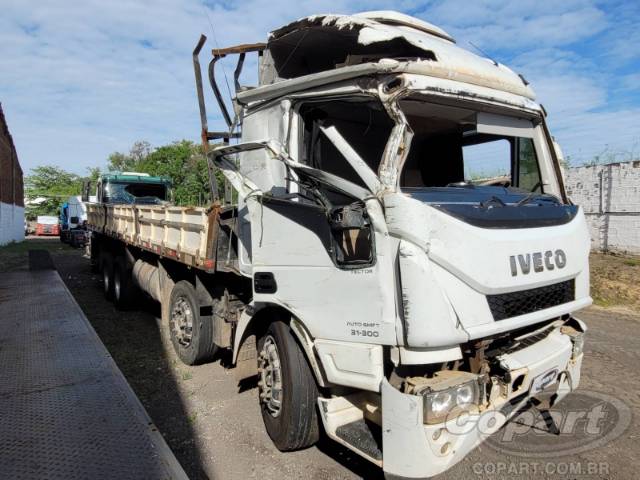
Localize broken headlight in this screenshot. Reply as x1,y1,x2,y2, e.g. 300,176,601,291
407,371,482,425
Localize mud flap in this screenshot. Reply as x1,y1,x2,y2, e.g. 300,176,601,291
234,334,257,382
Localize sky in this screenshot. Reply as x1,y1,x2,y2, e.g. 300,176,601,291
1,0,639,176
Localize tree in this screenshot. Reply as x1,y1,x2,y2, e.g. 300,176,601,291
24,166,83,218
107,141,152,172
138,140,212,206
86,166,102,184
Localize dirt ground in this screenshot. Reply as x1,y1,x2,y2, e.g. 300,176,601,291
589,252,640,312
2,239,639,479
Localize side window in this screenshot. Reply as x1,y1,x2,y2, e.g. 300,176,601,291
517,138,542,192
299,101,393,188
462,138,511,184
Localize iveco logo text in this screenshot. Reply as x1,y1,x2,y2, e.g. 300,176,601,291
509,249,566,276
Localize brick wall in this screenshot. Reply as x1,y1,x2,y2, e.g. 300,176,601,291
0,103,25,245
565,161,640,254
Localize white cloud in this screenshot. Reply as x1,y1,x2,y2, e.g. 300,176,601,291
0,0,637,175
620,73,640,92
421,0,607,49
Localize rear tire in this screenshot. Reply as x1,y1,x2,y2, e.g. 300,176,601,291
113,256,135,310
168,281,216,365
258,320,319,451
102,254,114,300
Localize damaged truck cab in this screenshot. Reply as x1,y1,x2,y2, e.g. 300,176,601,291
201,12,590,478
194,11,589,478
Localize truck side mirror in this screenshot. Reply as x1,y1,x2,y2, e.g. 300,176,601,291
82,180,91,202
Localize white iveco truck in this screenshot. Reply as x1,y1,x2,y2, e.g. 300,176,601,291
86,12,590,478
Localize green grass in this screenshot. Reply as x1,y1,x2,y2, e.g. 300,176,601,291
0,238,75,254
0,238,77,273
623,258,640,267
0,240,36,253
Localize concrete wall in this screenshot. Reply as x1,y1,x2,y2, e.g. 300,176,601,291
0,202,24,244
0,103,24,246
565,161,640,254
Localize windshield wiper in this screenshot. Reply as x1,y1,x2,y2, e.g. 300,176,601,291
517,192,559,206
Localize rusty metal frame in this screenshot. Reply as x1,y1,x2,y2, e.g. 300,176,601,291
193,35,256,146
193,36,266,205
192,35,265,144
207,56,233,128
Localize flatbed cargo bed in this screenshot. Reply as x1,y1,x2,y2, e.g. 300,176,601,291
86,202,238,273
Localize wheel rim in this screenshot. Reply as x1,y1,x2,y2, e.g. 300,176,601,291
114,270,121,300
258,335,283,418
171,296,193,347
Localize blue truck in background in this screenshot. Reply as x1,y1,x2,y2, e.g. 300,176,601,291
60,195,90,247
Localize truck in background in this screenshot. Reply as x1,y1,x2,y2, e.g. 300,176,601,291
84,171,171,263
85,12,590,478
91,172,171,206
59,195,93,246
35,215,60,236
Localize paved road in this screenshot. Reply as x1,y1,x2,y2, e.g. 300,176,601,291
0,269,187,480
52,251,639,480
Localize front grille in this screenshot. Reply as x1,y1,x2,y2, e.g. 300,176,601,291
487,280,575,321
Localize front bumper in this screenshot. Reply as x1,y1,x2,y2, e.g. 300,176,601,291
381,319,585,479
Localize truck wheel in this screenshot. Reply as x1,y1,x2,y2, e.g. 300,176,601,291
102,254,115,300
258,321,319,451
113,256,134,310
168,281,216,365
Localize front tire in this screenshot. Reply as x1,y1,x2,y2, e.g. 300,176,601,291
168,281,216,365
258,320,319,451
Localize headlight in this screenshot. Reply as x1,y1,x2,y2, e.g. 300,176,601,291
456,383,476,405
429,390,454,416
410,371,482,425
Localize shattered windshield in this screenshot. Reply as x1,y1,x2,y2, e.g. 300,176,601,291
104,181,168,204
295,96,552,206
398,99,546,203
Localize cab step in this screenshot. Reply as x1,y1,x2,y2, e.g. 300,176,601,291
317,394,383,466
335,418,382,461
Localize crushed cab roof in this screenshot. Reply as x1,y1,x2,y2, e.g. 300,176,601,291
263,11,535,100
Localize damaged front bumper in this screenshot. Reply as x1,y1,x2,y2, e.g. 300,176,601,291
381,318,586,479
